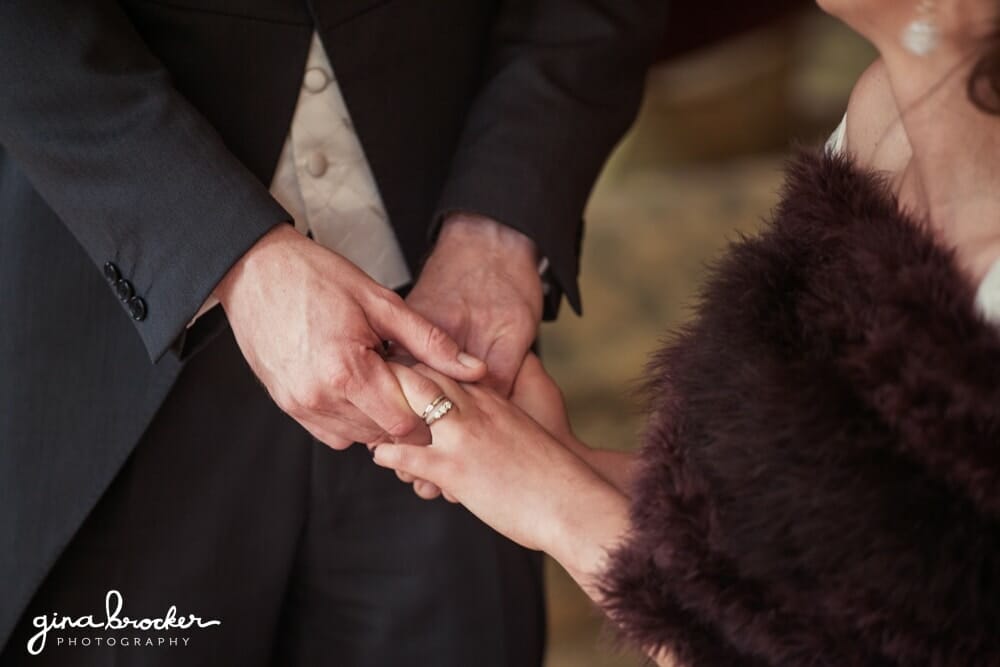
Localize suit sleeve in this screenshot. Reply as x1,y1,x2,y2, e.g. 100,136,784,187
0,1,291,362
434,0,668,317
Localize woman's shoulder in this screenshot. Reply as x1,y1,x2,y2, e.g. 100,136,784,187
842,59,912,173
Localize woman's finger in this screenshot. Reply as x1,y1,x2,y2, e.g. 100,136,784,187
348,350,429,441
413,479,442,500
389,465,439,501
372,444,448,488
394,463,441,502
387,361,470,415
406,363,471,412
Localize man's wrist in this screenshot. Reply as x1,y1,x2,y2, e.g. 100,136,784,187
434,213,546,317
438,212,539,267
212,223,298,310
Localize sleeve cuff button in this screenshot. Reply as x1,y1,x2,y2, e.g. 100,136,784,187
115,278,134,301
127,296,147,322
103,262,121,284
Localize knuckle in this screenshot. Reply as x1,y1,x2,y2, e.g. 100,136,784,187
355,424,384,444
463,383,487,400
463,415,491,441
475,389,503,412
293,382,329,413
326,362,354,391
271,386,298,414
380,289,406,310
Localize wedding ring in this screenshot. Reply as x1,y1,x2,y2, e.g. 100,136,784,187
421,394,454,426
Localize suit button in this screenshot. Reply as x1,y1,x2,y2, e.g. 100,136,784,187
103,262,120,284
303,67,330,93
115,278,134,301
127,296,147,322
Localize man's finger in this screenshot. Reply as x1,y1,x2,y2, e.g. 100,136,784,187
298,417,356,451
309,402,384,444
512,353,548,395
476,333,531,396
509,352,571,437
371,297,487,382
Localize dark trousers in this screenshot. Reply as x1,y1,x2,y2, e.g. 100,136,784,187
1,329,545,666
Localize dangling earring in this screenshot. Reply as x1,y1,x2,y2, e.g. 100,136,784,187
901,0,939,56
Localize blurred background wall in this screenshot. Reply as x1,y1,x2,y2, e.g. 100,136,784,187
540,6,875,666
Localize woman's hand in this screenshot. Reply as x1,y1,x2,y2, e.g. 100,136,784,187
381,352,637,499
372,362,629,584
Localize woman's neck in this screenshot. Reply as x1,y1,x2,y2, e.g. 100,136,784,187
874,11,1000,281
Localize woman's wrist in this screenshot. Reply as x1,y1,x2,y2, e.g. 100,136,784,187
547,472,631,600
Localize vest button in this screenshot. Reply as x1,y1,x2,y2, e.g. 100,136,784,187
303,67,330,93
306,152,328,178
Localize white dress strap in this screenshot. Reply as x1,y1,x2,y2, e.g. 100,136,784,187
825,113,848,156
975,258,1000,324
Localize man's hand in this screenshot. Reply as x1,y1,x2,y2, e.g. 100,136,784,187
406,213,543,395
213,224,487,449
395,213,543,498
509,353,575,444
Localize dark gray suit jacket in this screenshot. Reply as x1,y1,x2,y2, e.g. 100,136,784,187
0,0,665,646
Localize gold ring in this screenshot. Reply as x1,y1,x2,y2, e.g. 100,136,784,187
421,394,454,426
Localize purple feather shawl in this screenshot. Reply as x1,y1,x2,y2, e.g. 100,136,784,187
601,149,1000,666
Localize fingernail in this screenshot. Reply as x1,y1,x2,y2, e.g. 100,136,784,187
458,352,484,369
